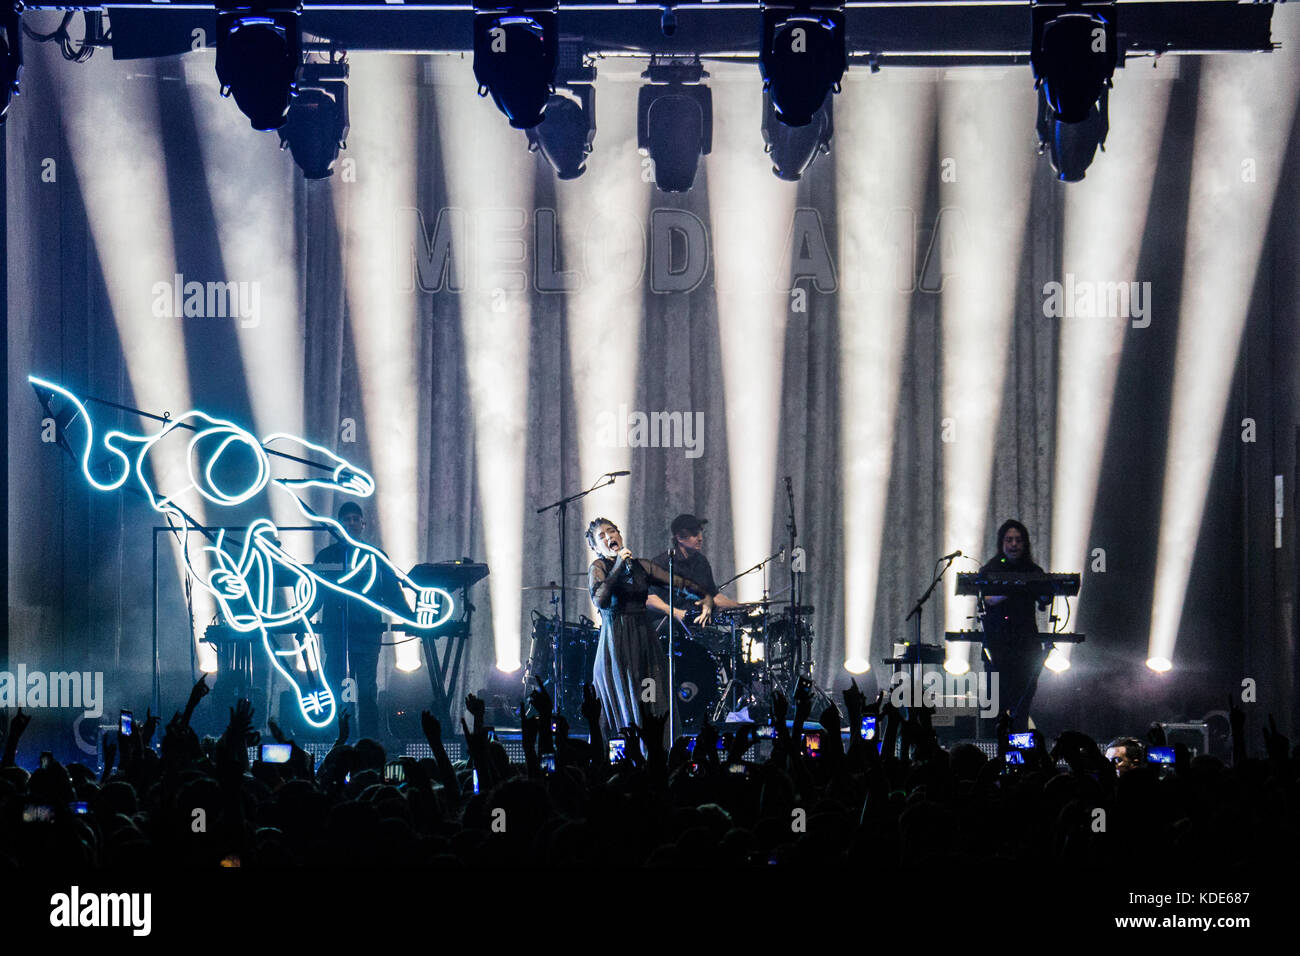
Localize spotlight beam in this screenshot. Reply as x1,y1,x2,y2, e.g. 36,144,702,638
1148,25,1300,668
707,64,797,605
938,69,1037,671
1050,73,1172,664
837,70,935,673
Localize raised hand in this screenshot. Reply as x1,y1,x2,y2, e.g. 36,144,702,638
465,693,486,729
140,709,160,747
9,707,31,742
638,701,668,758
419,710,441,748
581,683,602,727
818,703,842,737
529,677,554,720
790,676,811,723
226,699,256,745
268,718,291,746
773,688,789,724
875,690,894,718
727,725,753,764
521,712,541,748
1263,713,1290,763
336,709,352,747
183,676,211,725
843,679,866,723
101,730,117,779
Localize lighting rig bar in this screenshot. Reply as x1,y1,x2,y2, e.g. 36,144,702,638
20,2,1275,62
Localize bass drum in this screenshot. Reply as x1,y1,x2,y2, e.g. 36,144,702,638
658,635,722,732
525,617,600,729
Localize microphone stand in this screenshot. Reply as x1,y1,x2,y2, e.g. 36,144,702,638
711,548,783,720
904,553,961,648
536,472,622,722
782,477,804,681
667,533,676,742
896,553,962,737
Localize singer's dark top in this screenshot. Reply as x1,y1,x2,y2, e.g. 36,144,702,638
589,557,707,614
648,550,718,613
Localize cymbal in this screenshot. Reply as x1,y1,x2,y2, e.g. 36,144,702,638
521,583,586,592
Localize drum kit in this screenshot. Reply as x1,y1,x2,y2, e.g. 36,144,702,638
520,581,816,731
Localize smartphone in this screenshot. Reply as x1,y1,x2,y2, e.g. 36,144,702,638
540,753,556,774
383,761,405,783
801,732,821,759
40,751,53,770
608,737,627,762
860,716,877,741
1007,731,1037,751
485,727,496,742
685,736,727,755
728,762,748,777
1147,746,1175,765
797,676,812,696
1003,749,1027,772
472,768,480,795
70,801,89,815
23,805,54,824
119,710,133,736
756,725,778,740
260,743,292,764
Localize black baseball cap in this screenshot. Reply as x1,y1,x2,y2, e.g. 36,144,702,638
337,501,364,520
670,514,707,536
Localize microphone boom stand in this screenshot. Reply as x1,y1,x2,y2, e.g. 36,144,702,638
536,473,621,722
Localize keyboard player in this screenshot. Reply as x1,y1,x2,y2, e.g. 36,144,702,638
315,502,387,739
980,519,1051,732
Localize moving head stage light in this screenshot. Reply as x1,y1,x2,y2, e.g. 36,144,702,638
215,2,303,131
473,2,558,130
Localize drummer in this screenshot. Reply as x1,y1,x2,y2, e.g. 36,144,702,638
647,513,743,626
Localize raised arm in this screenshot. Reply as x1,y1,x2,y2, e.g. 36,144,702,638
641,561,715,622
641,560,711,600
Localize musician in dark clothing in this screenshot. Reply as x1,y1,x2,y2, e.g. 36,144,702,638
587,518,714,746
980,519,1050,732
314,502,386,739
647,514,742,625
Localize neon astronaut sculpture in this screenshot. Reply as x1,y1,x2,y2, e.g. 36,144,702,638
30,376,454,728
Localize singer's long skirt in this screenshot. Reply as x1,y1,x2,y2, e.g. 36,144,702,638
592,609,679,749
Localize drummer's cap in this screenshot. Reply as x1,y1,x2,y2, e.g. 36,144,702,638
338,501,364,520
671,513,707,536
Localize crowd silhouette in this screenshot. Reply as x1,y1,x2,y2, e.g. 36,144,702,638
1,675,1296,869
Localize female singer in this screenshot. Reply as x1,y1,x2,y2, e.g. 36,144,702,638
586,517,715,745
